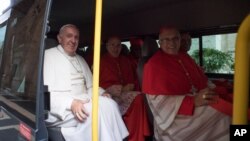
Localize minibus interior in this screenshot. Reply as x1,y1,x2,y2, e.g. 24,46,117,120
0,0,249,140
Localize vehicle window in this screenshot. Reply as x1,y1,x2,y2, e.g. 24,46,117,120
0,0,11,16
0,0,48,128
121,41,131,50
0,25,6,67
188,37,199,61
190,33,235,74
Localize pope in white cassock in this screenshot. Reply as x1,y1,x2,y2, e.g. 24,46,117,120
43,24,129,141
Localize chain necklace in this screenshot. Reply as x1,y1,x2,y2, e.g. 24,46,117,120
177,59,197,94
57,47,83,73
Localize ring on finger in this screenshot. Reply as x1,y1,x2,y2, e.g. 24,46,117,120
202,94,206,99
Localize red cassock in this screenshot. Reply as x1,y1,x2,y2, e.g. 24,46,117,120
142,50,250,119
100,53,151,141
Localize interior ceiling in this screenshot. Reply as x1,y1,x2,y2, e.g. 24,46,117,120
48,0,191,43
49,0,182,26
47,0,250,44
49,0,183,29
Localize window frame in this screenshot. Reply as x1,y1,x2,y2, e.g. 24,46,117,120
189,26,238,80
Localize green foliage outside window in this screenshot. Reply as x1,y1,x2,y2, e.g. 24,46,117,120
191,48,234,73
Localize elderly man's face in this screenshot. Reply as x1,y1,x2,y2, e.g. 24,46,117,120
57,26,79,56
158,28,180,55
106,37,122,58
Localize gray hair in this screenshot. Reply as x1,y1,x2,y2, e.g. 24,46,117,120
58,24,79,35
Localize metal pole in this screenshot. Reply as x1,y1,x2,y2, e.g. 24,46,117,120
92,0,103,140
233,14,250,124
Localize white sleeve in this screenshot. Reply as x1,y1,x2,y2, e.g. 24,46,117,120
49,91,74,120
87,87,105,96
43,50,54,88
99,87,105,95
43,50,73,120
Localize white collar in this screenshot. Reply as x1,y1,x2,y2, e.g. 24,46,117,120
57,45,76,57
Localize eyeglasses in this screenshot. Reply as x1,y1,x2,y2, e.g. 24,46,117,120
158,36,180,44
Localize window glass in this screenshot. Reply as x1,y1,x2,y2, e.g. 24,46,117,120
0,25,6,67
188,38,199,57
0,0,48,128
121,41,131,50
0,0,11,15
191,34,235,74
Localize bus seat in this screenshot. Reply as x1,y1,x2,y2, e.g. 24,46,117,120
44,86,65,141
45,38,58,49
137,37,159,87
47,127,65,141
137,37,158,137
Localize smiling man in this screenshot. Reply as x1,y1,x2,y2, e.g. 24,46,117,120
142,26,231,141
43,24,128,141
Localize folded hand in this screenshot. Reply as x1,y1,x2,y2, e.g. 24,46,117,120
71,99,90,122
195,88,219,107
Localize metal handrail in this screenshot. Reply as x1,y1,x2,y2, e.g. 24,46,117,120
92,0,103,141
233,14,250,124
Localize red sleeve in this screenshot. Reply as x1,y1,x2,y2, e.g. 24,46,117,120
177,96,194,115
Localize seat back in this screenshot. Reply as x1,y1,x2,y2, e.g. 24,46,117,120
47,127,65,141
136,37,158,135
137,37,159,88
45,38,58,49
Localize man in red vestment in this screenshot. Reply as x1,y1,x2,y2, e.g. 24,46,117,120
100,36,151,141
142,27,233,141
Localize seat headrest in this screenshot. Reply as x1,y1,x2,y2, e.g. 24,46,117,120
141,37,159,57
45,38,58,49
